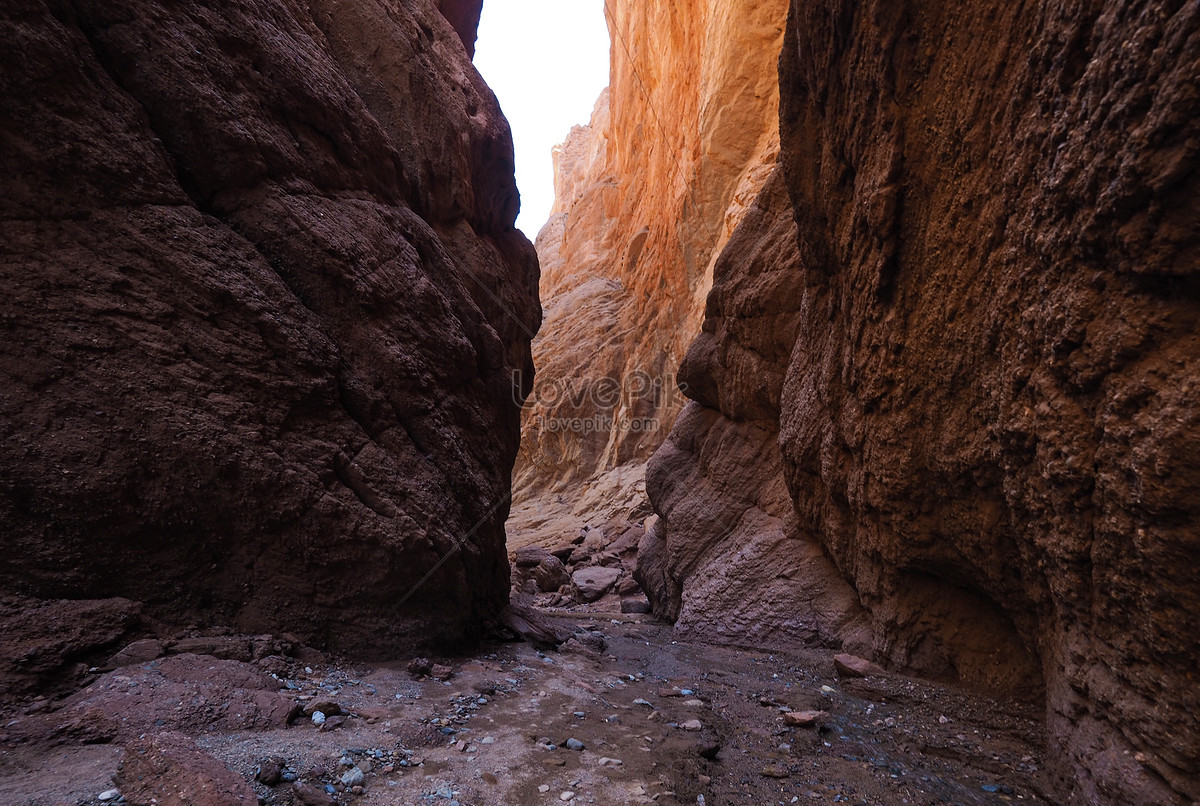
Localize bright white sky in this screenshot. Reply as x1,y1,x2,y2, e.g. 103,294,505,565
474,0,611,239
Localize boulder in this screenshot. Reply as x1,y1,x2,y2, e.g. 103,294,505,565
571,567,621,603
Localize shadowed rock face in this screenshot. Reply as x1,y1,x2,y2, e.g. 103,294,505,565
0,0,539,655
647,0,1198,802
639,170,873,654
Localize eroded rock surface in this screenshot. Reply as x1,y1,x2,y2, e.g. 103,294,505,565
648,1,1198,803
0,0,539,655
508,0,790,545
639,171,871,653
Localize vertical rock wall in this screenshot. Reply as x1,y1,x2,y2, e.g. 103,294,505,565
638,169,873,652
0,0,540,654
510,0,789,544
646,0,1198,803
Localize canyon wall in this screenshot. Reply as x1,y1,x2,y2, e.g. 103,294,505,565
645,0,1199,803
638,169,874,653
0,0,539,655
509,0,788,545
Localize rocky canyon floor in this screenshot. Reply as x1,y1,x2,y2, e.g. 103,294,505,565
1,569,1054,806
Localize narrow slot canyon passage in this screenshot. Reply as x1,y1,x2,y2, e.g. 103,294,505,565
0,0,1195,805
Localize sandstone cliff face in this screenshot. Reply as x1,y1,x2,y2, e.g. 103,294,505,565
0,0,539,655
638,169,873,653
646,0,1199,803
509,0,788,544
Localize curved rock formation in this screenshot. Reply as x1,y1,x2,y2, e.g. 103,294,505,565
639,169,873,653
509,0,788,545
0,0,539,655
646,0,1199,803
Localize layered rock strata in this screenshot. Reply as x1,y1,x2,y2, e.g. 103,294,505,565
646,0,1199,803
509,0,789,545
0,0,539,655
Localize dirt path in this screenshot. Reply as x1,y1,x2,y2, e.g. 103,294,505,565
1,608,1052,806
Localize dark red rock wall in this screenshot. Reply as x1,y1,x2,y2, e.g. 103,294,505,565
437,0,484,57
0,0,539,655
777,1,1197,802
647,0,1197,803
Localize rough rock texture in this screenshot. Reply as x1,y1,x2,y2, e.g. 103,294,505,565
777,2,1199,802
0,596,141,697
649,0,1198,803
117,731,258,806
639,170,872,653
508,0,789,546
0,0,539,655
437,0,484,57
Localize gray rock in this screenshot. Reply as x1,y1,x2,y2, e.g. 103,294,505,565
572,567,621,602
340,767,365,787
565,738,585,751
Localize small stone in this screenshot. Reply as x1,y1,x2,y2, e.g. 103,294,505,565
698,775,711,785
293,783,334,806
255,758,285,786
833,653,887,678
407,657,433,677
431,664,455,681
598,757,623,767
684,699,704,707
340,767,365,787
481,736,496,744
98,791,121,803
303,700,343,718
680,719,703,732
565,738,585,751
761,764,790,778
783,710,829,728
633,698,653,707
939,715,951,724
620,596,652,614
560,792,576,802
311,711,326,726
539,785,550,793
320,714,347,731
658,688,683,698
